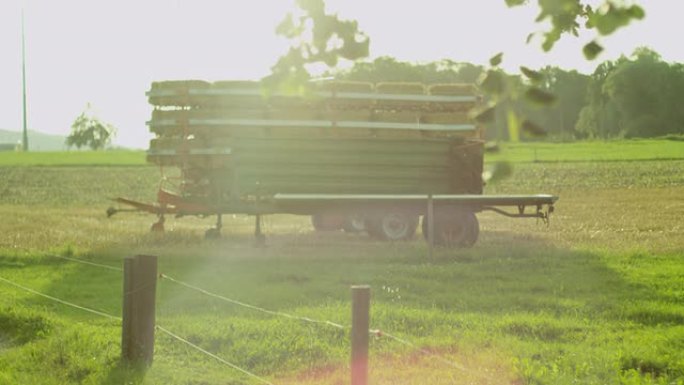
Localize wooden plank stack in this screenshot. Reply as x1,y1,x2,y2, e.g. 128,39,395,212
146,80,484,205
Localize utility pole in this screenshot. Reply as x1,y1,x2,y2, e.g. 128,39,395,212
21,7,29,152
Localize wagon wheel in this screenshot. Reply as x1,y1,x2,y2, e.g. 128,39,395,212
205,228,221,239
366,211,418,241
342,214,366,233
205,213,223,239
422,209,479,248
150,221,165,233
150,215,165,233
311,213,345,232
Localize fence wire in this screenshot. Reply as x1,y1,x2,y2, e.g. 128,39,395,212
38,254,494,380
156,325,276,385
0,274,273,385
47,254,123,272
0,275,121,321
161,274,493,379
375,329,469,372
161,273,347,330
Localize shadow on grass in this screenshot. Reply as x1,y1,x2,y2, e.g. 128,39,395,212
103,360,148,385
2,228,683,383
13,227,679,323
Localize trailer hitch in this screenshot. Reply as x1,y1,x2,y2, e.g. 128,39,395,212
106,206,141,218
482,203,554,225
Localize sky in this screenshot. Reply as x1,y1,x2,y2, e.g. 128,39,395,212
0,0,680,148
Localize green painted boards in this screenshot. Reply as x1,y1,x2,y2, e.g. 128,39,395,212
146,80,484,204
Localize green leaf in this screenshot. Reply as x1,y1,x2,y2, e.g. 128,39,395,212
485,161,513,184
322,52,338,67
583,41,603,60
270,0,369,87
338,36,370,61
275,13,296,37
629,5,645,20
311,15,336,51
489,52,504,67
472,105,497,124
479,70,506,95
484,142,501,153
590,4,644,36
521,119,548,137
524,87,557,106
297,0,325,15
504,0,527,7
542,29,561,52
506,109,520,142
520,66,544,83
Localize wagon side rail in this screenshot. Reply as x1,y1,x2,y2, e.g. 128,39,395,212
272,193,557,219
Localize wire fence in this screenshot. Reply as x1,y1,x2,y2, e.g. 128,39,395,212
0,275,121,321
0,273,275,385
7,253,498,383
46,254,123,272
159,272,492,381
160,273,347,330
156,325,275,385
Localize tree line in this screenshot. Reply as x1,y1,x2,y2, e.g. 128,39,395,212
331,48,684,141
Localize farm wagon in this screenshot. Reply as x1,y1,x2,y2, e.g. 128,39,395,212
109,80,557,247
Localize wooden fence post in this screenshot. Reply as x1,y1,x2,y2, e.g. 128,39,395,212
122,255,158,366
121,257,134,361
351,285,370,385
427,194,435,258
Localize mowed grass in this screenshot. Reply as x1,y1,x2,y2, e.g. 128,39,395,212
0,141,683,385
486,138,684,163
0,137,682,166
0,150,146,167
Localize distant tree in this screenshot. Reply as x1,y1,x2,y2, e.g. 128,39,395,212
575,60,621,138
522,67,590,139
332,57,485,84
266,0,648,142
66,106,116,150
333,57,423,82
603,48,684,137
327,49,684,141
577,47,684,138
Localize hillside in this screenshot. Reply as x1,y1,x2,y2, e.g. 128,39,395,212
0,129,67,151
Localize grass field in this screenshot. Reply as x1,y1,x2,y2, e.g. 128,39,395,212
0,141,683,385
0,150,146,167
486,138,684,163
0,138,682,167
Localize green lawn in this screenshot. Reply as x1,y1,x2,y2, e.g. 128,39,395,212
485,139,684,163
0,138,682,167
0,141,683,384
0,150,146,167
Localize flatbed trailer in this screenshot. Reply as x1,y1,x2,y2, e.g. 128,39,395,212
109,189,557,247
109,80,558,247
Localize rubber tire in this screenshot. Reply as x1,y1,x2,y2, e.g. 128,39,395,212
150,221,165,233
311,214,345,232
205,228,221,239
366,212,419,241
342,214,366,233
422,210,479,248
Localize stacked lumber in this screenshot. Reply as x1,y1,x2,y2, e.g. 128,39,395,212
146,80,484,204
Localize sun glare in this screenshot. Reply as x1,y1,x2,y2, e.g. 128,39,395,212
0,0,677,147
